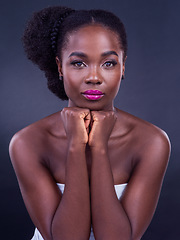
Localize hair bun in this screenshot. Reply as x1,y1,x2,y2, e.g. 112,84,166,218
22,6,74,71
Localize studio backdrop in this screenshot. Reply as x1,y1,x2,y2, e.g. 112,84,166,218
0,0,179,239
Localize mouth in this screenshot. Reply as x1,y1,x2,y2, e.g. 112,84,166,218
82,90,104,100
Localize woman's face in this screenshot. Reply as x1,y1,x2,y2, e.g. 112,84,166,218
57,24,125,111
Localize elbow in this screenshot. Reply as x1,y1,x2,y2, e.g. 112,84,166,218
121,222,132,240
124,221,142,240
131,232,142,240
98,225,132,240
120,227,132,240
119,224,142,240
122,230,132,240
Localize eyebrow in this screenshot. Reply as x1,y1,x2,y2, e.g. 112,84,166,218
68,50,119,58
101,51,119,57
69,52,87,58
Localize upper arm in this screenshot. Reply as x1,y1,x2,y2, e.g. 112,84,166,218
9,131,61,240
121,130,170,240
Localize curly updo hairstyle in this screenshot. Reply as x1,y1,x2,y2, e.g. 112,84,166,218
22,6,127,100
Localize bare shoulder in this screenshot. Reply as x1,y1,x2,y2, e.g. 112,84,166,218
9,111,63,165
115,108,171,161
135,114,171,157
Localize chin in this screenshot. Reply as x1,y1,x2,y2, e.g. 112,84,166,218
77,101,112,111
68,97,113,111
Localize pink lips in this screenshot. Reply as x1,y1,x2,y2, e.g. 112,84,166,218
82,90,104,100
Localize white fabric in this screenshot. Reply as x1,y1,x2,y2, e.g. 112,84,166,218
31,183,127,240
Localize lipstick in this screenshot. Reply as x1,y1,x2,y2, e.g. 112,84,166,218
82,90,104,100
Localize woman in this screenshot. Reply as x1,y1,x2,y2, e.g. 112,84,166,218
9,6,170,240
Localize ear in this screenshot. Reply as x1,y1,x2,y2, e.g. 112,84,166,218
56,57,63,76
122,56,127,79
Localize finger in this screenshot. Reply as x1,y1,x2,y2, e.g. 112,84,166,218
91,111,104,123
84,111,91,129
90,111,98,121
78,109,91,129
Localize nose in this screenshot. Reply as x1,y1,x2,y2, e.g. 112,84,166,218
85,66,102,85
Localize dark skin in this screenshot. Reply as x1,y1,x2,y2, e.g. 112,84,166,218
9,25,170,240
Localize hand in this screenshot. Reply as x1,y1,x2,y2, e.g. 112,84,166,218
88,111,117,149
61,107,91,146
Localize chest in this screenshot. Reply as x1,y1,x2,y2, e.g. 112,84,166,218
45,136,134,184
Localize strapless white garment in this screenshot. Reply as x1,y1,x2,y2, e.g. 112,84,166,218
31,183,127,240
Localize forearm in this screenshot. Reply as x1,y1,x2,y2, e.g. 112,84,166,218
52,144,91,240
91,147,131,240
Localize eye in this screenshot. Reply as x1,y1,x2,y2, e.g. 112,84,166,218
103,60,117,68
70,60,86,68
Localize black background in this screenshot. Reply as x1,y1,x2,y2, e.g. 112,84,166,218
0,0,180,239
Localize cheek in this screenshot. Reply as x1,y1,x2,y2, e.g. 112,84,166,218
110,80,121,97
105,72,121,95
63,72,80,98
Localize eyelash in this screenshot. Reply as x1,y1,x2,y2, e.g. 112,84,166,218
102,60,117,68
70,60,118,69
70,60,86,68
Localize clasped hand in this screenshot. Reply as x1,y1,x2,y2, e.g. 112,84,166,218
61,107,117,148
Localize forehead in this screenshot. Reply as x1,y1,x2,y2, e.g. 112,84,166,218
63,24,122,56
